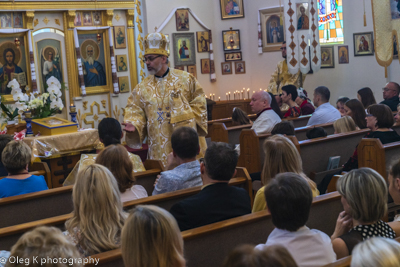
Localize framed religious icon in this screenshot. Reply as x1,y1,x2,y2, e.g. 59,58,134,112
36,39,64,91
338,45,349,64
260,7,285,52
222,29,240,51
175,9,189,31
221,62,232,75
225,51,242,61
0,13,12,28
353,32,374,56
114,26,126,49
220,0,244,20
74,12,82,27
172,33,196,66
196,31,209,52
321,46,335,68
175,66,184,70
13,13,23,28
77,30,110,93
93,11,102,25
118,76,129,93
0,32,31,99
82,12,93,26
235,61,246,74
187,65,197,78
201,59,210,74
116,55,128,72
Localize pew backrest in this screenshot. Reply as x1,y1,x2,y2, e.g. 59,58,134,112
294,122,335,141
84,192,342,267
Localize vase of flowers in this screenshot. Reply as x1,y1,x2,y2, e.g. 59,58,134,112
11,76,64,119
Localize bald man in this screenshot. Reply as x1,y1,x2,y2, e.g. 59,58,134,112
380,82,400,111
250,91,282,134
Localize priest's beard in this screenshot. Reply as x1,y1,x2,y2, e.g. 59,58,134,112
87,56,95,66
148,63,162,75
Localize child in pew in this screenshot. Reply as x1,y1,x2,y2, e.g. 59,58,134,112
333,116,357,134
63,118,145,186
232,107,252,126
255,172,336,267
351,237,400,267
306,126,327,139
331,168,396,259
121,205,185,267
222,244,298,267
64,164,127,257
95,144,148,202
271,121,295,136
4,226,83,267
252,135,318,213
0,141,48,198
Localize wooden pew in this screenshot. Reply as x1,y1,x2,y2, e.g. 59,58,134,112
0,168,252,250
207,115,256,138
238,128,370,176
358,138,400,179
0,160,164,228
294,122,335,141
84,191,342,267
321,236,400,267
285,114,312,128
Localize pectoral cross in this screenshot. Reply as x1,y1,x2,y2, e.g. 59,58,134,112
157,110,164,124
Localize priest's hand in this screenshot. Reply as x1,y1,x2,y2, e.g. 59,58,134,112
89,67,99,75
122,122,136,132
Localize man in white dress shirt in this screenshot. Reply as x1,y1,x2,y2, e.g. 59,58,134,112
307,86,341,126
250,91,282,134
255,173,336,267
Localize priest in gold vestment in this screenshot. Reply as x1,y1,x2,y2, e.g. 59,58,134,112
268,41,306,95
123,33,207,166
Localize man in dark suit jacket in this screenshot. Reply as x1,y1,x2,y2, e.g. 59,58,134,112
170,142,251,231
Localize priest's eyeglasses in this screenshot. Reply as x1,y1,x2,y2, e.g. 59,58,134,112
143,55,162,63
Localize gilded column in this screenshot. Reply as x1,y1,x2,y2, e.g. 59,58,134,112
64,11,79,102
126,9,138,89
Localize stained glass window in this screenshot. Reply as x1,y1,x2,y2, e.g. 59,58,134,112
318,0,344,44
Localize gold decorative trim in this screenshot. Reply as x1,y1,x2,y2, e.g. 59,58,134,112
64,12,77,104
121,107,126,117
101,100,107,108
82,101,109,128
43,17,50,25
25,11,35,30
115,13,121,22
126,9,134,28
55,18,61,26
83,101,88,110
34,19,39,27
1,2,135,10
66,10,76,29
113,105,121,118
106,9,114,27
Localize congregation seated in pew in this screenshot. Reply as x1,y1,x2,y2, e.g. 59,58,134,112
256,172,336,267
387,158,400,237
0,141,48,198
271,121,295,136
350,237,400,267
307,86,341,126
152,127,202,196
343,99,367,129
170,142,251,231
231,107,252,126
64,164,127,257
281,85,301,118
95,144,148,202
4,226,83,267
306,126,327,139
331,168,396,259
336,97,350,117
295,87,315,115
122,205,185,267
63,118,145,186
357,87,376,111
222,244,298,267
252,135,319,213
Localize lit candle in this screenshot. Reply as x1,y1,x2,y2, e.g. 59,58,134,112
226,93,228,100
219,96,220,101
247,88,250,99
229,91,231,101
213,94,215,100
260,88,262,91
24,109,32,119
70,103,76,113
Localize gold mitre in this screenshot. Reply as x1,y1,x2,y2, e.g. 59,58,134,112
144,32,169,56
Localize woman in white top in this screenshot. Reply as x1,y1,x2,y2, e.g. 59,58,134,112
95,144,148,202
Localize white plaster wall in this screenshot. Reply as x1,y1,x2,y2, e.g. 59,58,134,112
144,0,396,105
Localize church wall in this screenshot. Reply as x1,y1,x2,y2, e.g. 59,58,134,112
144,0,395,105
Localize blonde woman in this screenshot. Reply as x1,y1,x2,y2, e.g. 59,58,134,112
333,116,357,134
331,168,395,259
351,237,400,267
5,226,83,267
252,135,318,213
121,205,185,267
64,164,126,257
